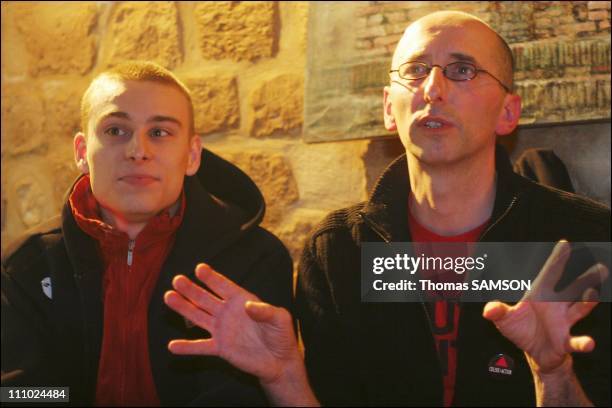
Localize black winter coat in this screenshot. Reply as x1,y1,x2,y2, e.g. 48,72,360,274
297,146,610,406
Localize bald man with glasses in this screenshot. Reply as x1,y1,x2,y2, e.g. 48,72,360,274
295,10,610,407
130,10,610,407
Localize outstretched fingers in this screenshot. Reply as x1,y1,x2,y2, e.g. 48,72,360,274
559,263,608,302
164,290,214,332
168,339,218,355
567,336,595,353
567,287,600,326
172,274,223,316
531,240,571,295
195,263,245,300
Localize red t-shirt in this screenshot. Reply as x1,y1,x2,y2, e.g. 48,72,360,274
408,209,488,407
70,175,184,406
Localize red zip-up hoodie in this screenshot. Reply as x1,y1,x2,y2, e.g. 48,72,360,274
69,175,185,406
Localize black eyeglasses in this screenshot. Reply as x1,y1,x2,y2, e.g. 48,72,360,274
389,61,510,93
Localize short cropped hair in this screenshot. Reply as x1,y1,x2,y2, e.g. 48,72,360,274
80,61,195,136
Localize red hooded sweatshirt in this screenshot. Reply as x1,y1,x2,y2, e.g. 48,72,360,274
69,175,184,406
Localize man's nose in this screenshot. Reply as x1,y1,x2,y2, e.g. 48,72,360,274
126,130,152,161
422,66,447,104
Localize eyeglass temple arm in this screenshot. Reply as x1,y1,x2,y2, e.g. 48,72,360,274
476,69,511,93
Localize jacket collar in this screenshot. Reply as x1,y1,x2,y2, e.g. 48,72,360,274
360,144,525,242
68,175,185,255
62,148,266,280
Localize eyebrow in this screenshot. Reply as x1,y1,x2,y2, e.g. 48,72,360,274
100,111,183,128
148,115,183,128
406,52,479,65
101,111,130,121
449,52,478,64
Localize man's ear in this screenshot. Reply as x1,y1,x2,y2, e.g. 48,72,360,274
74,132,90,174
495,93,521,136
383,86,397,131
185,135,202,176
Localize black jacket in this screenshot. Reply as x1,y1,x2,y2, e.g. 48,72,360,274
513,148,575,193
296,146,610,406
1,149,293,406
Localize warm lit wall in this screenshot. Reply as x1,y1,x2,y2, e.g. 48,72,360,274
0,1,370,261
2,1,610,262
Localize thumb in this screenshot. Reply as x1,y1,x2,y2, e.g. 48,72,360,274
483,301,512,322
245,300,277,323
245,301,293,331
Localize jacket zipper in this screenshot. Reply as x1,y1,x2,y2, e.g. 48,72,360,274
127,239,135,266
358,211,441,379
359,212,437,333
478,196,518,242
121,239,135,402
358,212,391,243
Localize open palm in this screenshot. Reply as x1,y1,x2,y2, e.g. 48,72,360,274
164,263,300,384
483,241,607,373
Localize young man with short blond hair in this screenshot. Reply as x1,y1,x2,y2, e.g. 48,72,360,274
2,61,293,406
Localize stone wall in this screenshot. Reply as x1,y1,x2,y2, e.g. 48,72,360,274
1,1,610,263
1,1,370,262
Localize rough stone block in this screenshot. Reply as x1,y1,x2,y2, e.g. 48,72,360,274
13,2,97,76
274,210,327,262
1,4,32,78
50,152,81,204
195,2,277,61
356,39,374,50
249,74,304,138
218,150,299,226
1,83,47,156
367,13,385,26
184,76,240,135
6,160,57,230
288,140,368,209
283,1,309,55
41,80,89,140
105,1,181,69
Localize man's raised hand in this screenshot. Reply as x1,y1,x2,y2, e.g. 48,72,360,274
483,240,608,374
163,263,319,406
164,263,299,382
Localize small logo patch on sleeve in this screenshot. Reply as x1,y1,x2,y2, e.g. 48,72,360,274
488,353,514,378
41,277,52,299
